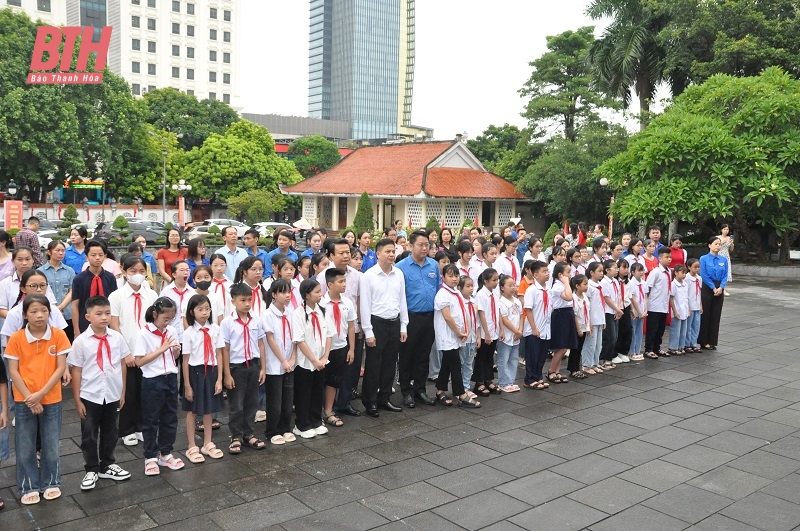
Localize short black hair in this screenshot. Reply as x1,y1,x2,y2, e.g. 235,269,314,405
244,228,260,239
28,216,40,224
86,239,106,253
375,238,395,253
325,267,346,285
277,230,295,241
408,230,429,245
327,238,350,257
221,226,238,238
85,296,111,312
657,246,671,256
230,282,253,299
185,294,211,326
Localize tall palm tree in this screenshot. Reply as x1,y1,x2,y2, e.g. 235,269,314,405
586,0,672,130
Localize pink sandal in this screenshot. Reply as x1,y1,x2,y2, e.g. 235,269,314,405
144,458,160,476
157,453,185,470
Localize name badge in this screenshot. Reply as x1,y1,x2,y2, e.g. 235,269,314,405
428,272,436,278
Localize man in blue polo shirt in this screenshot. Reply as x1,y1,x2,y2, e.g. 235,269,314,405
216,226,248,280
243,228,270,267
395,229,440,408
265,230,299,275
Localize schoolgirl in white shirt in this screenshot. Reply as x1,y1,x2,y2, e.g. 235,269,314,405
571,274,591,377
599,260,624,369
684,259,704,353
183,266,224,327
668,264,690,355
497,274,523,393
582,262,606,374
625,238,645,268
627,263,648,361
495,236,521,285
458,275,478,398
159,260,195,344
292,278,332,439
614,259,634,362
568,248,585,277
209,253,233,318
547,262,575,383
473,268,500,395
0,247,57,323
1,270,68,347
262,279,297,445
233,256,267,319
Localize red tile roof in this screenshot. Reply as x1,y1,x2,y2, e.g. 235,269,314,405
423,167,525,199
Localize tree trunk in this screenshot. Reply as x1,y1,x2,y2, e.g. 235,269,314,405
733,211,767,261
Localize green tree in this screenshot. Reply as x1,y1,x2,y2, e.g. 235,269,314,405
466,124,525,172
287,135,342,178
595,67,800,260
226,189,286,223
520,26,619,142
352,192,374,233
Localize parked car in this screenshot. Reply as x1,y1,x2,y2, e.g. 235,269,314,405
253,222,292,238
37,219,60,239
204,219,250,238
183,224,213,243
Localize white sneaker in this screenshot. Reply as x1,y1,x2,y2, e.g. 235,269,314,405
315,425,329,436
292,426,316,439
518,357,526,366
611,356,625,364
122,434,138,446
81,471,98,490
135,432,144,442
98,463,131,481
618,354,631,363
254,410,267,423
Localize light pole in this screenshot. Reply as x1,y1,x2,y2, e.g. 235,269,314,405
7,179,18,199
110,197,117,218
171,179,192,227
82,197,90,222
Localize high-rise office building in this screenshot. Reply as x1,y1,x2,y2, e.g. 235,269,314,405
4,0,240,107
308,0,430,141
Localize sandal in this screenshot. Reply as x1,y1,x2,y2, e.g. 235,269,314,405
523,381,547,390
0,496,4,510
20,492,40,505
486,383,502,395
466,390,478,399
583,367,597,375
158,454,185,470
501,385,519,393
645,351,659,359
243,435,266,450
601,362,616,370
201,442,224,459
324,412,344,427
630,354,644,361
42,487,61,501
185,446,205,464
571,371,587,379
705,345,716,350
547,373,568,384
270,435,286,445
473,385,491,397
436,392,453,406
282,432,297,443
458,395,481,408
144,458,160,476
229,439,242,454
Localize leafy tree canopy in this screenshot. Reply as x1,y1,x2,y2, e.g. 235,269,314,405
287,135,342,178
226,188,286,224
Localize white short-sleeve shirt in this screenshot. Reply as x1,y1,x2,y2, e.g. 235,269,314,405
68,327,130,403
498,296,522,346
160,282,195,342
434,286,465,351
292,303,332,371
523,281,551,339
320,294,357,350
586,280,606,326
134,324,181,378
262,304,294,375
670,278,690,320
182,321,225,367
475,286,500,341
220,313,266,365
646,266,672,313
182,291,225,326
110,283,158,351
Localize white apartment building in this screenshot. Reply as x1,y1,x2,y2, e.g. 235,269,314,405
3,0,241,108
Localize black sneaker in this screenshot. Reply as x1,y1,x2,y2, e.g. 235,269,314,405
98,464,131,481
81,471,98,490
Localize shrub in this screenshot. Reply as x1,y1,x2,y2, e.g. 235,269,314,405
112,216,129,229
543,222,562,247
352,192,374,234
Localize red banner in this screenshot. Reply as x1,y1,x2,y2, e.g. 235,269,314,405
178,196,185,228
4,200,24,230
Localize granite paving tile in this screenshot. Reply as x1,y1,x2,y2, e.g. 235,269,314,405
207,492,313,529
288,473,385,512
360,481,458,520
641,484,733,524
432,489,531,530
508,497,608,530
567,476,657,514
360,456,449,489
618,459,701,492
495,469,585,506
687,466,773,500
720,492,800,531
588,504,691,531
281,501,389,531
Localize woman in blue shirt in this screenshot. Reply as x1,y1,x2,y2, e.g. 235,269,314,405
39,241,76,341
63,226,88,274
698,236,728,350
358,230,378,272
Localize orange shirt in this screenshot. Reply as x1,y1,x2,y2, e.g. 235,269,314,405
5,326,71,405
518,277,533,298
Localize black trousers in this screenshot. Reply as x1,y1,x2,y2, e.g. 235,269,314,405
264,372,294,439
600,314,619,361
228,360,261,441
294,366,325,431
569,334,585,373
336,335,363,412
436,348,464,396
472,339,496,384
81,398,119,473
140,374,178,460
698,284,725,347
615,305,632,355
118,366,142,437
362,316,400,407
645,311,668,354
399,312,435,394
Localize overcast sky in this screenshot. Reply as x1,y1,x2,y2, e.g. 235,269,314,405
239,0,602,141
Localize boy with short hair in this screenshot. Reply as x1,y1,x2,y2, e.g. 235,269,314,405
321,268,356,427
644,246,673,358
221,283,267,453
71,240,117,336
69,296,132,490
522,261,551,389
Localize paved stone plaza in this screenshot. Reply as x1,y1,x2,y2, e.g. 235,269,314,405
1,276,800,530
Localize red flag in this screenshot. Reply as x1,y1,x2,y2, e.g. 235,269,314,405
474,214,480,227
441,217,445,229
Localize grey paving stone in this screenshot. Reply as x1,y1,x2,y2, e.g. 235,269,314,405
760,435,800,461
686,514,761,530
289,473,385,512
688,466,773,500
586,383,641,400
636,425,707,450
564,405,629,426
547,392,610,410
359,456,449,489
727,449,800,480
466,412,535,434
509,497,608,530
762,408,800,428
360,435,443,465
142,484,245,525
638,387,691,404
618,410,682,430
296,450,384,480
721,492,800,531
589,504,690,531
161,458,257,493
225,467,319,502
665,380,718,395
653,400,714,419
479,521,528,531
596,439,672,466
207,492,313,529
567,476,657,514
0,495,87,530
152,515,226,531
46,505,159,531
431,462,517,498
729,418,797,441
660,444,737,473
705,403,766,423
685,391,741,407
550,454,631,484
698,431,769,455
759,386,800,402
419,441,501,471
647,369,697,383
475,428,549,454
733,394,792,413
73,475,179,515
373,510,466,531
416,423,491,448
237,443,325,473
361,418,436,442
535,432,609,460
360,481,458,520
282,501,388,531
759,472,800,504
511,403,575,422
580,421,648,445
622,376,671,391
715,382,765,399
641,484,733,524
604,396,660,414
432,489,531,530
673,413,741,436
495,469,584,506
484,447,566,477
524,417,591,439
416,407,483,429
618,460,700,492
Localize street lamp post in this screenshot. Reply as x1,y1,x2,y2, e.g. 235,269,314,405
171,179,192,227
82,197,90,222
110,197,117,218
7,179,18,199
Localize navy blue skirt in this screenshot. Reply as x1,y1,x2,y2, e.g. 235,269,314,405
550,307,578,350
181,365,223,415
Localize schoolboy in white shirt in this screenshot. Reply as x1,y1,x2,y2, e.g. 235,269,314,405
320,268,356,427
644,247,672,358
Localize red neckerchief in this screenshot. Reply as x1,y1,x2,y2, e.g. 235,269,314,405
132,292,142,327
506,255,517,281
172,286,187,308
638,282,645,304
236,315,253,366
281,312,292,349
310,308,322,344
612,280,620,305
90,274,104,297
490,292,498,336
443,286,467,333
540,284,549,318
458,263,471,276
93,333,112,372
573,297,589,328
250,283,262,313
290,289,298,309
199,326,215,374
662,267,672,289
620,279,625,304
330,300,342,336
213,278,227,300
694,276,700,298
596,284,607,311
466,299,477,336
148,326,169,375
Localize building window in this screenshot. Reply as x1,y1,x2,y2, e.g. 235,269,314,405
132,16,140,28
171,0,179,11
223,94,230,104
209,92,216,100
37,0,51,12
187,3,194,14
223,10,231,21
223,31,230,43
223,73,230,84
131,0,140,4
7,0,21,6
223,52,230,63
172,67,179,78
209,7,217,18
148,63,156,75
147,18,156,30
148,41,156,53
209,71,216,82
147,0,156,6
187,89,194,95
186,68,194,80
186,47,194,58
172,22,179,34
172,44,180,56
209,50,217,61
209,29,217,40
131,61,140,73
132,38,141,51
148,85,156,93
186,25,194,36
132,83,141,95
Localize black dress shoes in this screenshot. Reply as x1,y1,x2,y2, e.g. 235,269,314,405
378,401,402,412
415,392,436,406
403,393,416,408
339,405,362,417
365,405,379,418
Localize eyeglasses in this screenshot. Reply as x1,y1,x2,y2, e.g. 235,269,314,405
26,283,48,290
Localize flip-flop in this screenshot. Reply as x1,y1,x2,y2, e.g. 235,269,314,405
185,446,205,464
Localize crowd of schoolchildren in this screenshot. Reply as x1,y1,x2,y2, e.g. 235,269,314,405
0,218,729,508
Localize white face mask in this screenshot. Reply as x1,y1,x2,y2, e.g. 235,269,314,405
127,273,146,286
